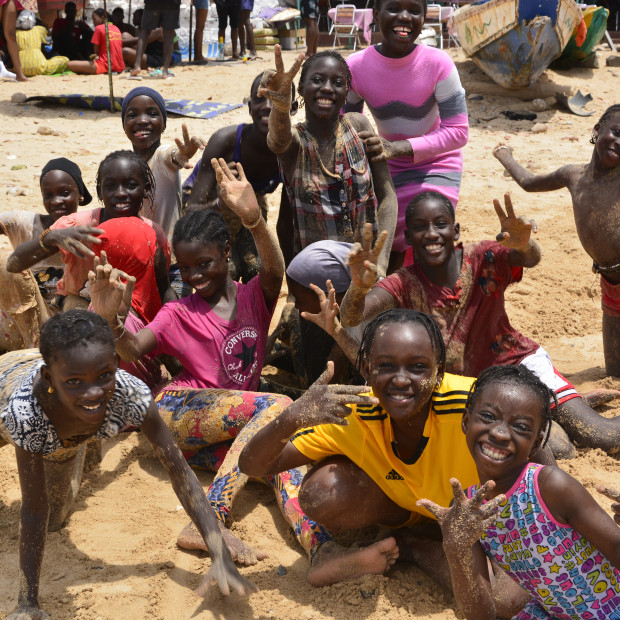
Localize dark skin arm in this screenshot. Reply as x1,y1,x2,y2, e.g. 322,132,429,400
493,145,581,192
12,447,50,620
213,158,284,305
541,467,620,569
239,362,379,477
186,126,237,212
276,191,295,267
418,479,506,620
154,246,177,304
347,113,398,277
6,226,104,273
139,403,257,596
260,46,305,168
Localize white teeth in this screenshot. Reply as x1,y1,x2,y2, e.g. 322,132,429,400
194,281,211,290
389,394,412,400
480,444,509,461
317,98,333,105
426,244,442,251
82,403,102,411
394,27,411,33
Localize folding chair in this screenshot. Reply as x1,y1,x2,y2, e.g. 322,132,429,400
329,4,358,50
425,3,444,48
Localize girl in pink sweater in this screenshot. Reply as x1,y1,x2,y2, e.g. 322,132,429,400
345,0,469,268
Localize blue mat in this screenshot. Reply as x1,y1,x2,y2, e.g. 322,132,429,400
25,94,243,119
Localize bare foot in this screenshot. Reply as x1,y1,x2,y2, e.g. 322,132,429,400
176,521,268,566
307,537,399,587
581,389,620,409
16,73,28,82
130,67,141,77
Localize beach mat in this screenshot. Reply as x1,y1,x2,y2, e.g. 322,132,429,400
24,94,243,119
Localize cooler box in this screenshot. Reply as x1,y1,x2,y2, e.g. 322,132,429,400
278,27,306,50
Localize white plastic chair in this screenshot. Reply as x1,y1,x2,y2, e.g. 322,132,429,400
329,4,358,50
425,3,444,48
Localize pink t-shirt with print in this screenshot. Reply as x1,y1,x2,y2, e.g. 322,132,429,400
147,276,274,392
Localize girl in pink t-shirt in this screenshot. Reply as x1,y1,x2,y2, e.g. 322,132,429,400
90,159,323,565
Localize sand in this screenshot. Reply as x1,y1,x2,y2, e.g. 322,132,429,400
1,47,620,619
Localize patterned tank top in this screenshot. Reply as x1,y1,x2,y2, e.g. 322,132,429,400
467,463,620,619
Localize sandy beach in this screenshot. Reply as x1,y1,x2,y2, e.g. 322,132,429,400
1,46,619,619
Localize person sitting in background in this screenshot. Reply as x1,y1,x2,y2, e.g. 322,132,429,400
51,0,92,60
66,8,124,75
122,8,167,71
111,6,136,36
16,10,69,76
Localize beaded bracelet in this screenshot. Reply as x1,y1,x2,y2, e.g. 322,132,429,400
39,228,52,250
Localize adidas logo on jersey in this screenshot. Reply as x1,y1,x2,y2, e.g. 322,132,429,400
385,469,404,480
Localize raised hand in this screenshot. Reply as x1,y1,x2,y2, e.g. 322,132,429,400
44,225,104,259
417,479,505,549
212,158,262,228
597,486,620,525
175,123,207,168
301,281,341,337
494,193,537,251
195,542,259,598
88,251,136,323
293,362,379,427
258,45,305,111
346,223,388,291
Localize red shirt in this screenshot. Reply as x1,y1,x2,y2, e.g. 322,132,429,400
376,241,539,376
91,24,124,73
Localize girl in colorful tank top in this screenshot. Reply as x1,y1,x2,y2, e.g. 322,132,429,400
419,365,620,620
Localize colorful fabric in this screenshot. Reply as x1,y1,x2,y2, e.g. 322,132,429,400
147,276,275,392
282,116,377,255
468,463,620,620
16,26,68,76
0,350,151,460
600,274,620,318
345,44,468,253
291,373,479,523
25,94,245,119
156,386,331,558
91,23,125,74
376,241,539,377
51,208,170,296
94,218,162,323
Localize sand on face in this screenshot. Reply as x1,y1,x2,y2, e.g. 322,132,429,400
1,49,620,619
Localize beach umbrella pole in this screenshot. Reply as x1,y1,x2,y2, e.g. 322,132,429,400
103,0,115,113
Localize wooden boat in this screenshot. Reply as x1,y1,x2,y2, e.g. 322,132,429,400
450,0,582,88
553,5,609,68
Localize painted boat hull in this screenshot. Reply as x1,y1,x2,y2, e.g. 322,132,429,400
451,0,582,88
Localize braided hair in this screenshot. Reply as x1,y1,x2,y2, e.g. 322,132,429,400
172,208,231,253
299,50,353,93
466,365,556,448
405,190,455,227
96,150,156,209
355,308,446,377
40,310,114,365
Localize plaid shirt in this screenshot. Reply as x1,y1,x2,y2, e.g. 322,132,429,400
282,116,377,254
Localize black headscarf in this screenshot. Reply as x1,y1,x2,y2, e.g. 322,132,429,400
40,157,92,205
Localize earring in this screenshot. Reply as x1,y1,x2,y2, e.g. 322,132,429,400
48,386,54,394
590,131,598,145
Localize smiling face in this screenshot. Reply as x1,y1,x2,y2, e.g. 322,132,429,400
462,383,545,490
123,95,165,155
375,0,426,58
595,112,620,169
40,170,81,221
98,158,145,218
299,56,349,121
405,197,459,268
42,342,118,433
248,89,273,135
174,239,231,300
366,322,440,424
